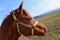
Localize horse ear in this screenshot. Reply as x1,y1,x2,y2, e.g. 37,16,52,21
18,1,23,14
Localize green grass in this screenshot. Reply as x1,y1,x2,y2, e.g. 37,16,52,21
19,10,60,40
37,11,60,26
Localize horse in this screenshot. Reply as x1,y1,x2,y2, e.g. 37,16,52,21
0,2,47,40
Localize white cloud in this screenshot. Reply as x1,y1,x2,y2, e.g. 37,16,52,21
0,7,7,25
45,0,60,10
0,7,6,11
30,0,60,17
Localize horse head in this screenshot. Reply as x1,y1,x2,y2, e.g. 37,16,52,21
12,2,47,36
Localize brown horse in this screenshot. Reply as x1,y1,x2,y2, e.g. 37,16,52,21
0,2,47,40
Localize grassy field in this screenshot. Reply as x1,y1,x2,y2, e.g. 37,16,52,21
19,10,60,40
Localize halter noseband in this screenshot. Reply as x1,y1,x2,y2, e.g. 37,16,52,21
13,12,38,36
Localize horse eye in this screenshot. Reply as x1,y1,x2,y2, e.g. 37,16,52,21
23,13,27,16
27,17,32,20
23,11,27,16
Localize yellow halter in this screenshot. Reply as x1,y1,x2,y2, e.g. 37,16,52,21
13,13,38,36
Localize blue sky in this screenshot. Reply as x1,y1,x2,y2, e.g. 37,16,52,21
0,0,60,25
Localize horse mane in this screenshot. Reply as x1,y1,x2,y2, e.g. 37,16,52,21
1,12,13,27
1,11,20,40
1,11,14,34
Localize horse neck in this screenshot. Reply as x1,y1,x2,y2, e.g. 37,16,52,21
1,14,20,40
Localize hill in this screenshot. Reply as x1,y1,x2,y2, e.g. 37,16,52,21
36,9,60,26
19,10,60,40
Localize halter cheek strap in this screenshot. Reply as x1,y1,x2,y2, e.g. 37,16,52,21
13,13,38,36
13,13,17,21
32,21,38,36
